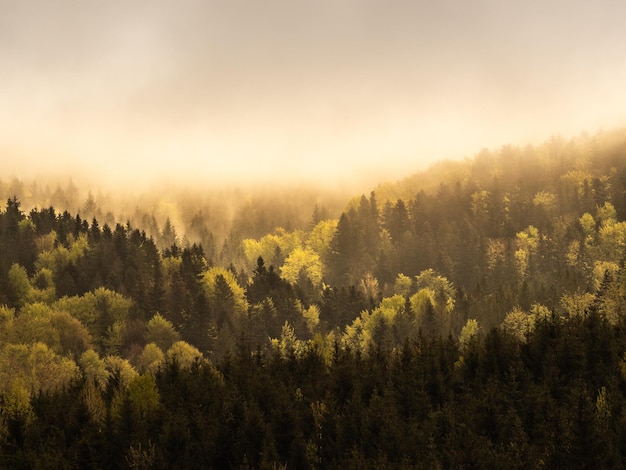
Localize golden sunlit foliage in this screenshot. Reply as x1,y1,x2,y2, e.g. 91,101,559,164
280,248,323,286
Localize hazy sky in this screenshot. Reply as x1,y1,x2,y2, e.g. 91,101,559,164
2,0,626,187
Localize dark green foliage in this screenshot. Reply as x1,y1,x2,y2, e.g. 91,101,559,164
3,313,626,468
245,256,310,341
319,285,369,330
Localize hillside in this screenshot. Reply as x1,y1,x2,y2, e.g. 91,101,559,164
1,127,626,467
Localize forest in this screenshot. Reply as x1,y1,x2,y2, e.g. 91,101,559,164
1,128,626,468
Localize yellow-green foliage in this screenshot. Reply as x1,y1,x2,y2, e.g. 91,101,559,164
2,302,91,357
270,321,304,359
126,374,160,417
343,316,366,352
202,266,248,316
375,295,406,323
560,290,595,317
36,233,89,275
502,307,535,342
410,288,435,321
0,342,79,397
306,219,338,261
7,264,34,308
533,191,558,212
30,268,56,303
580,213,596,241
18,218,35,234
343,281,462,353
54,287,133,337
394,273,413,297
80,349,110,390
0,306,14,345
11,303,62,352
280,248,323,285
242,228,304,268
592,261,620,292
415,269,455,315
301,303,321,335
111,374,160,423
146,313,180,352
501,304,551,342
597,201,617,224
104,355,138,389
514,226,541,280
343,295,415,352
165,341,203,370
598,219,626,262
516,225,540,251
137,343,165,375
243,222,337,285
458,318,480,352
7,263,58,307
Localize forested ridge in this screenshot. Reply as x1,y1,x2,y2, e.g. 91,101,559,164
1,128,626,467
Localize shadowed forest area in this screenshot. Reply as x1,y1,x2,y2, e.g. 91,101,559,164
1,128,626,467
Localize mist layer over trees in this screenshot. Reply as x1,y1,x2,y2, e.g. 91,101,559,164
1,128,626,467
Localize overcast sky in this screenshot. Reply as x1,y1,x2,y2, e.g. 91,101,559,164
2,0,626,187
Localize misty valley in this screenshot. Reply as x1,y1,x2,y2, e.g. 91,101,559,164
1,128,626,468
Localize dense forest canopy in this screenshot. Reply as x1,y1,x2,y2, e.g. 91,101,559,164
1,128,626,467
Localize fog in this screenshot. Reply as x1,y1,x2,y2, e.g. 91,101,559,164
2,0,626,191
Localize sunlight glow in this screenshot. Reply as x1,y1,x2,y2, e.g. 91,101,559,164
1,1,626,189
